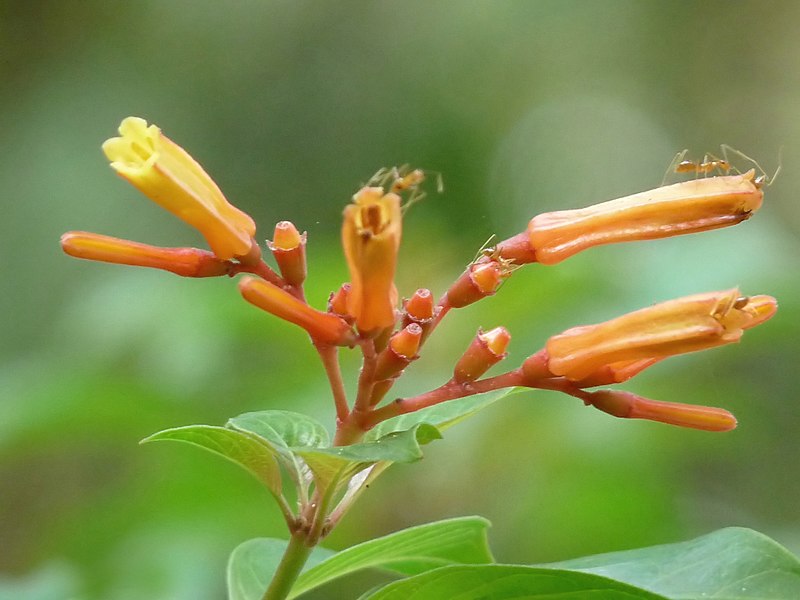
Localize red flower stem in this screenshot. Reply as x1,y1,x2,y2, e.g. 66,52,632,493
365,369,527,428
315,343,350,424
353,338,378,414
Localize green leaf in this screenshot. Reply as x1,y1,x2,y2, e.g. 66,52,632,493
226,538,334,600
289,516,493,598
228,410,329,490
141,425,282,496
295,423,442,491
540,527,800,599
359,565,668,599
228,410,329,450
366,388,519,441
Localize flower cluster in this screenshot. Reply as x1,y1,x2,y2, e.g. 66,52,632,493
62,117,776,444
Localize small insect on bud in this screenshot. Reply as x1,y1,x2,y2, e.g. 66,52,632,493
453,326,511,384
446,261,509,309
268,221,307,286
239,276,355,346
587,390,738,432
373,323,423,382
60,232,230,277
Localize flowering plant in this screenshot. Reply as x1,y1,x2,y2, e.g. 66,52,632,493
62,118,799,599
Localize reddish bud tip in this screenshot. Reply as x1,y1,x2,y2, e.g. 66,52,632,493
328,283,352,317
405,288,435,320
389,323,423,358
373,323,422,382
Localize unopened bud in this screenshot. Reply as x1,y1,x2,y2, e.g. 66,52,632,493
446,262,507,308
402,288,439,340
61,231,229,277
373,323,422,381
239,276,355,346
453,326,510,383
268,221,307,286
328,283,352,317
588,390,737,432
527,171,763,265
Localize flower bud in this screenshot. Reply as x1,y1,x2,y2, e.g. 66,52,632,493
239,276,355,346
328,283,352,317
342,187,402,332
268,221,307,286
588,390,737,432
545,289,777,381
446,261,508,308
102,117,256,260
527,171,763,265
402,288,439,340
453,327,510,383
60,231,229,277
373,323,423,381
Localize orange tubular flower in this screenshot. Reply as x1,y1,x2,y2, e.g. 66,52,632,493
527,171,763,265
239,276,355,346
588,390,738,432
102,117,257,260
341,186,402,332
61,231,229,277
546,289,777,381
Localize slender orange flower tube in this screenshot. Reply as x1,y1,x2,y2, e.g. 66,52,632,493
61,231,229,277
102,117,257,260
341,186,402,332
588,390,738,432
239,276,355,346
546,289,777,381
526,171,763,265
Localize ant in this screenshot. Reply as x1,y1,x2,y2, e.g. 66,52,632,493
366,165,444,214
662,145,781,188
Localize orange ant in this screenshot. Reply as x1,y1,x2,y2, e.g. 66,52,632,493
662,149,730,185
662,145,781,188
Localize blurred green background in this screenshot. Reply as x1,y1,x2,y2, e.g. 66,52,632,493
2,1,798,598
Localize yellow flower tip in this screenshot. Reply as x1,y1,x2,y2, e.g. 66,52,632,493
546,288,774,381
389,323,423,359
103,117,256,260
238,276,355,346
60,231,229,277
342,186,402,332
271,221,303,251
268,221,307,286
453,326,511,384
479,326,511,356
446,261,509,309
527,171,764,265
590,390,737,432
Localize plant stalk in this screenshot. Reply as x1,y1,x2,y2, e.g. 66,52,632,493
261,530,314,600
